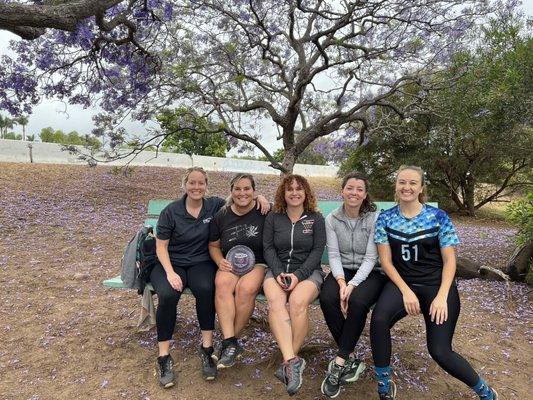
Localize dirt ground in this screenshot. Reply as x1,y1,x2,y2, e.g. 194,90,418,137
0,163,530,400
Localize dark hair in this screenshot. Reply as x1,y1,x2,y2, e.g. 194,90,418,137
395,165,427,203
341,171,377,214
274,174,318,213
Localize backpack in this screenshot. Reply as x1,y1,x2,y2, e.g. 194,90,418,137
120,225,157,293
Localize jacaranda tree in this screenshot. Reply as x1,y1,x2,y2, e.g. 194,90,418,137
1,0,494,173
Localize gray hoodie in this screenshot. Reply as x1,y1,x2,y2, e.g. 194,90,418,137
325,206,381,286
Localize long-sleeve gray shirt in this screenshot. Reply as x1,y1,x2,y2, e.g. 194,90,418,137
263,211,326,282
325,206,380,286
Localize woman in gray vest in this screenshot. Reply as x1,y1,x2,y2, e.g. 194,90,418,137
319,171,388,398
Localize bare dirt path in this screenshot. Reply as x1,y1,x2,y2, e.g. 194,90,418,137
0,163,529,400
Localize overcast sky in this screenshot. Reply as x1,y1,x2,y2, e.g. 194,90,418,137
0,2,531,155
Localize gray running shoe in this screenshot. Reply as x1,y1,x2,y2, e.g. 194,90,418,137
217,341,244,369
274,363,286,384
378,380,397,400
327,356,366,384
340,357,366,383
199,346,217,380
157,354,176,388
321,362,344,398
284,357,306,396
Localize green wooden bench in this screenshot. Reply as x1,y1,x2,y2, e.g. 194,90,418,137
103,200,437,297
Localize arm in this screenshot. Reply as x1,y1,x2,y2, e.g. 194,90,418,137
377,243,420,315
156,238,183,291
325,215,345,280
255,195,271,214
348,214,379,286
429,246,456,324
208,240,232,272
293,214,327,282
263,213,284,278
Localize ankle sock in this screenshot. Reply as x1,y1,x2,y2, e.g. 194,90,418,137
201,345,214,355
222,336,237,346
471,377,494,399
375,366,392,394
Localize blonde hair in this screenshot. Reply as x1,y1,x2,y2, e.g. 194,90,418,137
181,167,208,189
395,165,427,203
225,173,256,208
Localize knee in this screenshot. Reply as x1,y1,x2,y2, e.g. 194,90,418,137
370,309,389,328
236,282,260,300
195,281,215,298
158,289,180,306
347,297,370,316
288,296,308,316
215,278,234,298
428,344,452,365
319,288,338,308
267,296,286,313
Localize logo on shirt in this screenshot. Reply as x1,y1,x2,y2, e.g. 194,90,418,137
203,217,212,224
302,219,315,234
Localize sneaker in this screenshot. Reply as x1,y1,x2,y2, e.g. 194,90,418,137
321,362,344,398
340,357,366,383
480,387,498,400
327,356,367,384
284,356,306,396
217,341,244,369
378,380,397,400
199,346,217,380
157,354,176,388
274,363,286,384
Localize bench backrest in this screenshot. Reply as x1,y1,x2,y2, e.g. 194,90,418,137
145,199,437,264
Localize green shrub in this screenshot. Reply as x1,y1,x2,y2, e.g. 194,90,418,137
506,192,533,246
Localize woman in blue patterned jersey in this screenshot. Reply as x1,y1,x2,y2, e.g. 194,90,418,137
370,165,498,400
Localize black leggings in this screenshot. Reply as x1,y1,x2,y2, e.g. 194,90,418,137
320,270,388,358
370,282,479,386
149,260,217,342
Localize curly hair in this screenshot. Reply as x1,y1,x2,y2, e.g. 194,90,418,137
341,171,377,214
273,174,318,213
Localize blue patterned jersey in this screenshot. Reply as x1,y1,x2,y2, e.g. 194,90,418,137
374,204,459,285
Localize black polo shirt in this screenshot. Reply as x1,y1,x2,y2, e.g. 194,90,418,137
156,195,225,266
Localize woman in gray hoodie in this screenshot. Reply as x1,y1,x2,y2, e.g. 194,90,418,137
319,172,388,398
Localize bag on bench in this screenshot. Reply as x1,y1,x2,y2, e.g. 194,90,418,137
120,225,157,294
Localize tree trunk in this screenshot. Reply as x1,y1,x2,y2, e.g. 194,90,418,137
464,176,476,216
281,149,296,177
506,242,533,284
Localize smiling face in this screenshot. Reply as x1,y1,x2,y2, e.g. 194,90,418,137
184,170,207,201
231,177,255,208
341,178,368,209
284,179,306,208
395,168,424,204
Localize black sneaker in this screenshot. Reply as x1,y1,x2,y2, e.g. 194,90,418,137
284,357,306,396
157,354,176,388
274,363,286,384
199,346,217,381
216,341,244,369
321,362,344,398
378,380,397,400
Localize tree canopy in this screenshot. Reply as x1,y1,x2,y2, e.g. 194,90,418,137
339,10,532,214
1,0,497,173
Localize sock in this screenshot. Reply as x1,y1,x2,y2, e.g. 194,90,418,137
471,377,494,399
201,345,214,355
336,349,350,361
222,336,237,347
375,366,392,394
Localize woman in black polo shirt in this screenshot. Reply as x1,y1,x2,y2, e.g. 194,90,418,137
151,167,269,387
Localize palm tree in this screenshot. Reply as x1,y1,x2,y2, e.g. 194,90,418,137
16,115,29,141
0,115,14,139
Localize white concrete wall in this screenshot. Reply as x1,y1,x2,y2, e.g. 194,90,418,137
0,139,338,177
